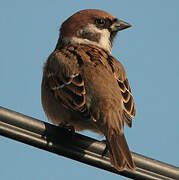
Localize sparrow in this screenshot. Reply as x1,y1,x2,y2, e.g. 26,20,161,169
41,9,136,171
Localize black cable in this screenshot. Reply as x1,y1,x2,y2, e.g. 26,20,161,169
0,106,178,180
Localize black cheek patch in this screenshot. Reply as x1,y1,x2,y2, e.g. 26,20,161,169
79,31,101,43
110,31,117,46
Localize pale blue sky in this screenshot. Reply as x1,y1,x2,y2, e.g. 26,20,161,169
0,1,178,180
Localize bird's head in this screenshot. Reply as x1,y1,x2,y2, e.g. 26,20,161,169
56,9,131,53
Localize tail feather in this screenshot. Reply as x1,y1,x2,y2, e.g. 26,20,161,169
97,105,135,171
106,132,136,171
106,136,126,170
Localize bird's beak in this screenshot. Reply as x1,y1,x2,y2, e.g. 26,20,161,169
110,19,131,32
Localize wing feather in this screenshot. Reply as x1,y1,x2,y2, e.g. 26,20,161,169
109,56,136,127
44,49,87,115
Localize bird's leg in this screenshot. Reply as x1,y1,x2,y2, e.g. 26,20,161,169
58,123,75,134
101,140,109,157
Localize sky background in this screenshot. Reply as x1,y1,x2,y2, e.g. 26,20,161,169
0,0,178,179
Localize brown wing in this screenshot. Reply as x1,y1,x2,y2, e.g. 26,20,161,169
117,78,136,127
109,56,136,127
43,49,89,117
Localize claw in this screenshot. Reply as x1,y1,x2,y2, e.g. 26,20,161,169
58,123,75,134
101,140,109,157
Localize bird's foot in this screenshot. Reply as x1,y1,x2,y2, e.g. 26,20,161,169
101,140,109,157
58,123,75,134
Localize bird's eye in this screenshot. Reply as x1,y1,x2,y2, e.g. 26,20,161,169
95,18,106,25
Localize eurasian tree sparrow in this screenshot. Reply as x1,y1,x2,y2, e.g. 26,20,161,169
41,9,136,171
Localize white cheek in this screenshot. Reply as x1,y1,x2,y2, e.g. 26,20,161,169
62,24,112,53
83,24,111,52
98,29,111,52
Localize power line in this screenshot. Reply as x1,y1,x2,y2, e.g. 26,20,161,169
0,106,178,180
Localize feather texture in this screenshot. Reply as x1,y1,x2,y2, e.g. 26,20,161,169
42,9,136,172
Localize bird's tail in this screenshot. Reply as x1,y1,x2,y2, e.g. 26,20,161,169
104,111,136,171
106,132,136,171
